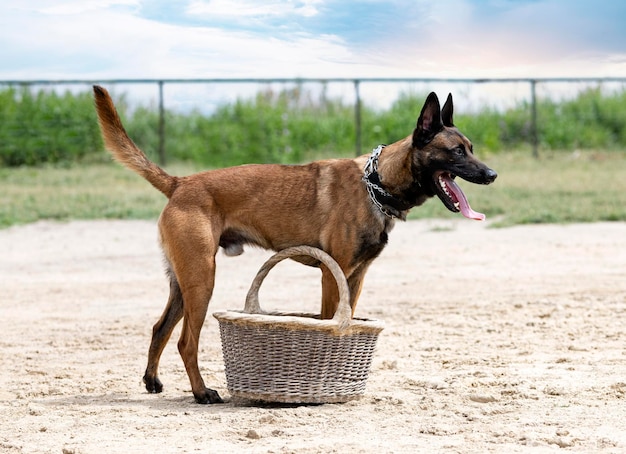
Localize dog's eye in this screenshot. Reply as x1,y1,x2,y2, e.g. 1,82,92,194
454,147,465,156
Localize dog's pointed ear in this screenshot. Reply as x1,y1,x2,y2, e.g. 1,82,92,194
413,92,443,147
442,93,454,127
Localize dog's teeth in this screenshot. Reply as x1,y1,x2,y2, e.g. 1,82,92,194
454,202,460,210
439,175,453,198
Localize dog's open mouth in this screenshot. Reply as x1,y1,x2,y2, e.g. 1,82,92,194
434,171,486,221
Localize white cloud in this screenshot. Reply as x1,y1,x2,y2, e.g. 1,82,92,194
38,0,140,16
185,0,321,19
0,0,375,80
0,0,625,82
351,0,626,79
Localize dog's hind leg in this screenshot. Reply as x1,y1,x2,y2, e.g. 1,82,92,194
176,253,223,404
155,204,224,404
143,272,183,394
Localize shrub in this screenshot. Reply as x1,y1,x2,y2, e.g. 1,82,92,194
0,87,102,166
2,84,626,168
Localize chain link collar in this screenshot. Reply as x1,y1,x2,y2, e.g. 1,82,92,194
363,145,398,218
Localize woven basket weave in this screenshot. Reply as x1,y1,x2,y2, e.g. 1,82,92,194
213,246,384,404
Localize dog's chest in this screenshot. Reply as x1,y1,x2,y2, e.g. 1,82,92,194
352,219,394,266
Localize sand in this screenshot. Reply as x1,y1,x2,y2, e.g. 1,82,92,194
1,219,625,453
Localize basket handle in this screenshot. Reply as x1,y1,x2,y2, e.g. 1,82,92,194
244,246,352,329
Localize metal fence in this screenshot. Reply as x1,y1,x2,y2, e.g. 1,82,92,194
2,77,626,164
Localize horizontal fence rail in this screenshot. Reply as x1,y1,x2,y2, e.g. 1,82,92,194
2,77,626,165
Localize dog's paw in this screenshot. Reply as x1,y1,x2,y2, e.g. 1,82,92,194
143,375,163,394
194,388,224,404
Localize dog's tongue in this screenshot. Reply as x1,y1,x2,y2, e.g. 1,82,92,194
442,174,486,221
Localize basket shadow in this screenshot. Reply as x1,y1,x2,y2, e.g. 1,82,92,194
228,397,326,409
34,392,336,412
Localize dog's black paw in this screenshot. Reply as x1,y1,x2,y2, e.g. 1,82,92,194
194,388,224,404
143,374,163,394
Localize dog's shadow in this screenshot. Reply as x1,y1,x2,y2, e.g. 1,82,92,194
38,392,326,413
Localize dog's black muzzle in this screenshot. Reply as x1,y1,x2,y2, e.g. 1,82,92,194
481,167,498,184
456,164,498,186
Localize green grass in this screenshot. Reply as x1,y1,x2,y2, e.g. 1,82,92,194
1,150,625,229
0,163,171,228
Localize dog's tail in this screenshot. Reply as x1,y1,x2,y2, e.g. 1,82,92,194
93,85,177,198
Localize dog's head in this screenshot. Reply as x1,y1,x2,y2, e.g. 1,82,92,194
412,92,497,220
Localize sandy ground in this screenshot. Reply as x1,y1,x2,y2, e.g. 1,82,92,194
0,218,625,453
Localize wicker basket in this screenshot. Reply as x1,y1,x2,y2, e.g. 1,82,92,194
213,246,384,404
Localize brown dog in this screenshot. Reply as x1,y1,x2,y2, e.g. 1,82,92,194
93,86,497,403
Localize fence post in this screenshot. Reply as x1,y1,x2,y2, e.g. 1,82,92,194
530,79,539,158
354,79,362,156
157,80,166,166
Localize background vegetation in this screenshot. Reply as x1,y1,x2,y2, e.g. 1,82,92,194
2,85,626,167
1,85,625,228
0,88,101,166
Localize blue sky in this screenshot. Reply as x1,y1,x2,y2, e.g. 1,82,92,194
2,0,626,80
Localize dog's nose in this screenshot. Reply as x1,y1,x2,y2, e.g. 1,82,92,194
483,168,498,183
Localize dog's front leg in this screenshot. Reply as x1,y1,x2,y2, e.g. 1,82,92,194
346,263,371,315
321,258,373,319
320,264,340,319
